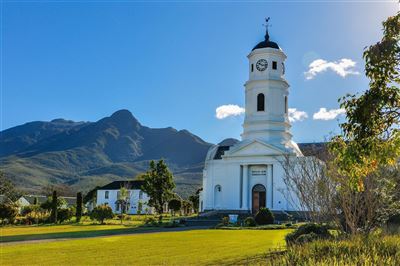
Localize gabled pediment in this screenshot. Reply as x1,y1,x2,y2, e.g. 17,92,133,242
224,139,286,157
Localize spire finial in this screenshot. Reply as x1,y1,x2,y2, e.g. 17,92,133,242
263,17,271,41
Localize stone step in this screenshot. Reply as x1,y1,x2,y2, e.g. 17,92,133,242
184,219,220,227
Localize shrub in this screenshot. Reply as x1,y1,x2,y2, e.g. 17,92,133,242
268,235,400,265
168,199,181,215
285,223,331,245
144,216,158,225
58,208,74,223
21,205,35,216
244,217,257,227
90,205,114,224
254,208,274,225
0,203,18,224
222,216,230,226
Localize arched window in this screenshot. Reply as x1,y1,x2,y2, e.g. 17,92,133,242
257,93,265,111
284,96,288,114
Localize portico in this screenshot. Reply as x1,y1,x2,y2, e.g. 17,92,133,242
240,164,274,213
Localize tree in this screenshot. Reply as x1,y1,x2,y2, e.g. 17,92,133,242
0,203,18,224
76,192,83,223
116,185,130,224
331,12,400,190
279,154,337,223
328,13,400,234
168,199,181,216
189,189,200,213
58,207,74,223
0,172,19,203
33,197,38,205
137,200,143,215
90,205,113,224
50,190,58,223
181,200,192,216
40,196,67,211
141,160,175,222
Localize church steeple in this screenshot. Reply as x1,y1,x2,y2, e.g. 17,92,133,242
242,20,292,149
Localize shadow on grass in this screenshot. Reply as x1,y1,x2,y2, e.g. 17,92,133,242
0,226,158,243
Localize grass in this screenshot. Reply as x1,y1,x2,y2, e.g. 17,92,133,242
264,234,400,265
0,223,149,242
0,229,290,265
0,215,194,242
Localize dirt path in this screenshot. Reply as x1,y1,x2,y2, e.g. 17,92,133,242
0,226,209,246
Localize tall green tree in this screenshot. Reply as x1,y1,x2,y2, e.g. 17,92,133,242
142,160,175,222
328,13,400,233
330,12,400,190
76,192,83,223
50,190,58,223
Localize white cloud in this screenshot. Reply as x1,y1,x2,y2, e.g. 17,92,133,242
215,104,245,119
313,108,345,120
288,108,308,122
305,58,360,80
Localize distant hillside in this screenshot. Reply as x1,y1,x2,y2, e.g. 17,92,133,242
0,110,212,198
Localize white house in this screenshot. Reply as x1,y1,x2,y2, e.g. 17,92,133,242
201,25,303,214
16,195,76,207
96,180,153,214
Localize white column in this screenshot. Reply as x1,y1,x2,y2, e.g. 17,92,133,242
242,165,249,211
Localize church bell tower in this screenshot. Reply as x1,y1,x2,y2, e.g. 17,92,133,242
242,18,295,152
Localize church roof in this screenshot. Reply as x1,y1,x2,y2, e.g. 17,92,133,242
212,138,239,160
252,39,280,50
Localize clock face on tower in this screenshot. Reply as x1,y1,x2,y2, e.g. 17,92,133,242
256,59,268,71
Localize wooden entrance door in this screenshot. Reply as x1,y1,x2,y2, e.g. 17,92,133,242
252,184,266,213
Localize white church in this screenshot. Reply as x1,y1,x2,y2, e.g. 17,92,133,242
200,23,303,214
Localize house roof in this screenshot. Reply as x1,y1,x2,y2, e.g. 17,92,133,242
98,180,145,190
21,195,48,204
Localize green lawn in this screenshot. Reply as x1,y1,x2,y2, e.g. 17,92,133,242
0,229,290,265
0,222,149,242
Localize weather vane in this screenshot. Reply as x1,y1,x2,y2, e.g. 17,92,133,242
262,17,271,41
263,17,271,30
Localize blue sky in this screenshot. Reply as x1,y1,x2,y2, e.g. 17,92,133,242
2,1,398,144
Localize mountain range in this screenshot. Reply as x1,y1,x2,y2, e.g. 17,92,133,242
0,109,325,198
0,110,212,198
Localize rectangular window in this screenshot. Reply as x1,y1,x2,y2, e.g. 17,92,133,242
105,191,109,199
272,61,277,70
251,64,254,72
